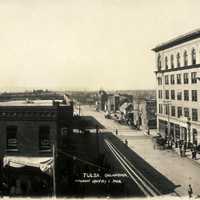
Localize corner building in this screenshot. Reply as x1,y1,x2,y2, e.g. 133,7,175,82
153,29,200,147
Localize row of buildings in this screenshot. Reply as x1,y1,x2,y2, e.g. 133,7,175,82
153,29,200,147
96,90,157,132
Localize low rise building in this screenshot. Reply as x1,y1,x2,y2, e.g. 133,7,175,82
0,99,73,195
106,95,120,113
133,98,157,131
96,90,108,111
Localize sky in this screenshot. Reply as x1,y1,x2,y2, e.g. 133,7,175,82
0,0,200,91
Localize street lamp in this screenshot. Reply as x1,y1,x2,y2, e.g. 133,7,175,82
187,117,191,147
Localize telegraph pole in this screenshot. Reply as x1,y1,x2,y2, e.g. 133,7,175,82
52,143,56,198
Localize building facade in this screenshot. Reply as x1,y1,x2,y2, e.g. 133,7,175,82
106,95,120,113
96,90,108,111
0,99,73,164
133,98,157,130
153,29,200,147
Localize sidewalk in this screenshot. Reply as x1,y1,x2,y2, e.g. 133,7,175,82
130,129,200,196
144,129,200,167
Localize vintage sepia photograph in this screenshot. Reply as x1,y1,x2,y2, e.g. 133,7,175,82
0,0,200,199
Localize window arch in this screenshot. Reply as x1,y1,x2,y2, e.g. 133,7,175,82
170,55,174,69
191,48,196,65
176,52,180,67
184,50,188,66
157,54,161,71
165,56,168,69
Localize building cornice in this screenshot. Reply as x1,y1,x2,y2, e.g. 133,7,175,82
152,29,200,52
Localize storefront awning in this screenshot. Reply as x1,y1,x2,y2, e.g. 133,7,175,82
3,156,53,175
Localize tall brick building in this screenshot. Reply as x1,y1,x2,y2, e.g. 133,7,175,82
153,29,200,147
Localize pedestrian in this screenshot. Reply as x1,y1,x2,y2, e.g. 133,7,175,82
179,145,182,157
194,149,197,160
125,139,128,146
188,184,193,198
192,149,195,159
147,128,150,135
115,129,118,135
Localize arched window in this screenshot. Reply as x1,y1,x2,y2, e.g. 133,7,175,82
165,56,168,69
170,55,174,69
184,51,188,66
176,52,180,67
191,48,196,65
157,54,161,71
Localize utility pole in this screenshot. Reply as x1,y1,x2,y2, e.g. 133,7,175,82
163,100,171,146
52,143,56,198
79,104,81,116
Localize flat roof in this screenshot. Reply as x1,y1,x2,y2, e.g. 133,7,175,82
0,100,62,107
152,29,200,52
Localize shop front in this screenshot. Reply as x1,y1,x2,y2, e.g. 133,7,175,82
2,156,53,196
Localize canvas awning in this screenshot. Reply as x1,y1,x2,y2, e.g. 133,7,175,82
3,156,53,175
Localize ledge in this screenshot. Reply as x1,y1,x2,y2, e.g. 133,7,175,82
155,64,200,74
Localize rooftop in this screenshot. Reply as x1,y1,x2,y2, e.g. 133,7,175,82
152,29,200,52
0,99,64,107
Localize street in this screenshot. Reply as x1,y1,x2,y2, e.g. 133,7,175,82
81,105,200,197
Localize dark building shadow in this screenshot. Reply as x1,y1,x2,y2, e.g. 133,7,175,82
72,115,105,130
103,132,179,196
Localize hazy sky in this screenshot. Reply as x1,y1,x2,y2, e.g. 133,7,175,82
1,0,200,91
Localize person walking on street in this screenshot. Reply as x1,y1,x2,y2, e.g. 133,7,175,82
194,149,197,160
192,149,195,159
188,184,193,198
179,144,182,157
125,139,128,146
115,129,118,135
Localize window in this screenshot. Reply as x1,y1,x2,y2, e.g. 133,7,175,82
159,104,163,114
157,77,162,85
177,91,182,100
165,56,168,70
184,90,189,101
192,109,198,121
176,52,180,67
158,90,162,99
171,106,176,117
165,104,170,115
192,90,198,101
39,126,51,151
177,107,182,118
177,74,181,84
183,73,188,84
184,50,188,66
171,55,174,69
157,54,161,71
171,90,175,100
7,126,18,151
191,48,196,65
191,72,197,84
165,75,169,85
184,107,189,118
170,74,175,84
165,90,169,99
